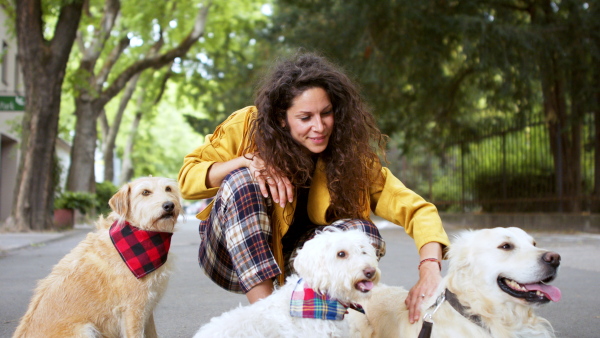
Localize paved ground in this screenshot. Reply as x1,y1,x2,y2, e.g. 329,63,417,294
1,217,599,337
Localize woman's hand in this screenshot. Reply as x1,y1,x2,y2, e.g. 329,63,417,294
247,153,293,208
405,242,443,324
405,262,442,324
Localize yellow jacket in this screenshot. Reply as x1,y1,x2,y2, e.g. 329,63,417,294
178,106,450,283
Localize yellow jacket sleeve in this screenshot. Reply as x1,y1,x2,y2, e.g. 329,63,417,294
178,106,256,200
371,167,450,252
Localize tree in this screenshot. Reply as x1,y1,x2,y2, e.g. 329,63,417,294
175,1,274,135
99,72,140,183
269,0,599,212
66,0,210,193
117,65,172,185
2,0,84,231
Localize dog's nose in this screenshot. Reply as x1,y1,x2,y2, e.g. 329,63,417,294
163,201,175,213
363,267,376,279
542,251,561,268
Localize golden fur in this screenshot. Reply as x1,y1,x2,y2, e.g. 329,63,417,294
350,228,559,338
14,177,182,338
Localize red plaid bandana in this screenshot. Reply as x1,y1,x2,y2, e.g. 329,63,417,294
109,221,173,279
290,278,365,321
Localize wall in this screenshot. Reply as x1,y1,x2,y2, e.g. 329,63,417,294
0,10,24,222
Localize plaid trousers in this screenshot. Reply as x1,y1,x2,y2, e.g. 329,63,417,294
198,167,386,294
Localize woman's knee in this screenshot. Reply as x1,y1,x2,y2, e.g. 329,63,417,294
223,167,255,190
219,168,265,207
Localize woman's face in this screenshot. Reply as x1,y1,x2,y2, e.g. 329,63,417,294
284,87,334,154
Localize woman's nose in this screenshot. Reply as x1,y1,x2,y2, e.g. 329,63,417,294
312,116,324,132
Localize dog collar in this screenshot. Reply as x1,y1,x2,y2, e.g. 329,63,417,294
109,221,173,279
419,289,487,338
444,289,485,329
290,278,364,321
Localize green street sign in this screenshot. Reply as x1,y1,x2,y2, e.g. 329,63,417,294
0,96,25,111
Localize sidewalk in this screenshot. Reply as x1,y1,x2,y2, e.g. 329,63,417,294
0,216,600,257
0,224,92,256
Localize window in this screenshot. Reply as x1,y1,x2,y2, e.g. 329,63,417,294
15,54,21,94
1,41,8,86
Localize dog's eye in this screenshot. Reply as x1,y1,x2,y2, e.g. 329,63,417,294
165,186,172,192
337,251,347,258
142,190,151,196
498,243,513,250
533,241,537,247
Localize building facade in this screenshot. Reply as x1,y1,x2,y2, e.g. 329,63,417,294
0,11,71,223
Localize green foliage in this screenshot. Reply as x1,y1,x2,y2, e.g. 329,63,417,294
268,0,599,155
55,0,274,183
174,1,273,132
0,1,16,29
473,171,556,213
95,181,118,216
54,191,97,214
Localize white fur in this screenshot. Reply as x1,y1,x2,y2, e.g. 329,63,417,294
350,227,560,338
194,228,381,338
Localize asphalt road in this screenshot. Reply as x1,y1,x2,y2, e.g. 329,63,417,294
1,217,599,337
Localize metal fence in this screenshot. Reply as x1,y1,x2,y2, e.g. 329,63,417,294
395,112,597,214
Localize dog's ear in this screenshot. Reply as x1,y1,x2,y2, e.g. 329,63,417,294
109,183,130,217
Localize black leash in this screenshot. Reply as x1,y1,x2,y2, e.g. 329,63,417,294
417,292,445,338
417,289,487,338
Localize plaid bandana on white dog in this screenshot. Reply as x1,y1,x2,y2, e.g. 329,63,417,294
290,278,364,320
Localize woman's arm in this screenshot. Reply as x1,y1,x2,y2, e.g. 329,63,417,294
205,156,251,188
405,241,444,324
205,154,293,208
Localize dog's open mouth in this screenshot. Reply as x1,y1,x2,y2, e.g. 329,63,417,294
355,280,374,293
498,276,561,303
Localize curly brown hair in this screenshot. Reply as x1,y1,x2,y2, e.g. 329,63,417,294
247,52,387,221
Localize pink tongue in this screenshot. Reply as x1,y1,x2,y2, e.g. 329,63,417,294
524,283,562,302
357,281,374,292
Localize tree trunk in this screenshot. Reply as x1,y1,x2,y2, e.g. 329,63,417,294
102,72,141,183
593,71,600,212
67,99,101,193
66,3,210,193
4,0,84,231
536,1,580,213
120,108,143,185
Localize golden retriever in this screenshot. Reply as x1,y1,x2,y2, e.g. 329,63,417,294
350,227,561,338
14,177,181,338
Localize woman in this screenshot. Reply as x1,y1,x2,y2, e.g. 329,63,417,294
178,52,450,323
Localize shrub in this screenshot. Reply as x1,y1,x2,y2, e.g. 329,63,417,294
95,181,119,216
54,191,97,215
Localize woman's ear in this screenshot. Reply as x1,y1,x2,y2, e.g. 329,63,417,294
279,116,287,129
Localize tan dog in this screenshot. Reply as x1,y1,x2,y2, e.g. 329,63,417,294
350,227,561,338
14,177,181,338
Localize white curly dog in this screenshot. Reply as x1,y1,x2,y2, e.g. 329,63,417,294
194,227,381,338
